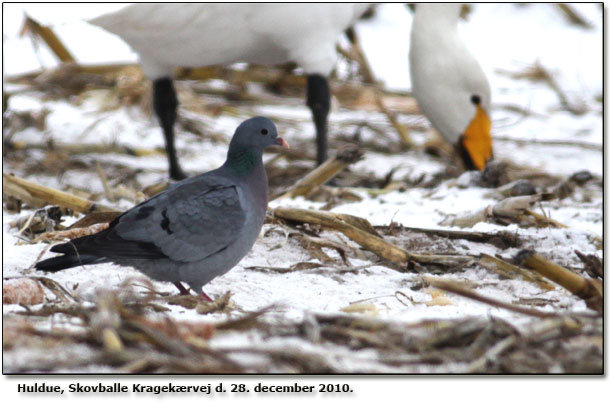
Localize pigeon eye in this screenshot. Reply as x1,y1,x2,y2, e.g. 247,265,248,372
470,95,481,105
260,128,269,135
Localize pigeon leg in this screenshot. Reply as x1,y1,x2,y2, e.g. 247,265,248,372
173,281,212,302
306,74,331,166
153,77,187,180
197,290,214,303
173,281,191,295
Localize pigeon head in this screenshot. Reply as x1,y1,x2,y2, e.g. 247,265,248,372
228,116,288,152
225,117,289,175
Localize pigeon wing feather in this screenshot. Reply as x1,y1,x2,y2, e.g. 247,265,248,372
109,174,247,262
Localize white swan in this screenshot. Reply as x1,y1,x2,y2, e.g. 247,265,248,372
410,3,492,170
90,3,370,179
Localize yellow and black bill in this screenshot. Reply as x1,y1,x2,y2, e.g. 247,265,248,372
458,105,493,171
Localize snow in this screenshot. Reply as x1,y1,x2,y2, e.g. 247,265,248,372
2,3,603,375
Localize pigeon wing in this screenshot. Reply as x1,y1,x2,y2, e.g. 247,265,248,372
113,176,247,262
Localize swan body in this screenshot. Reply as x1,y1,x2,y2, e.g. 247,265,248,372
91,3,370,178
91,3,368,78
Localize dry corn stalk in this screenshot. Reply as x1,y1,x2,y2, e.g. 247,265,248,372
440,193,564,228
68,212,123,228
556,4,594,29
274,207,473,269
3,177,47,209
514,250,603,314
3,173,121,214
33,223,110,243
426,277,559,318
479,253,555,291
22,15,75,62
275,145,363,200
10,140,163,157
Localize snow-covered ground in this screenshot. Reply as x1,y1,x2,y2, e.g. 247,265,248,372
2,3,603,375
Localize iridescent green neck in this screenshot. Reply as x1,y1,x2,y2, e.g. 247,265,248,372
225,147,259,175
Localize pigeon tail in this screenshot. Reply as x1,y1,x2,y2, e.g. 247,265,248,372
35,253,105,272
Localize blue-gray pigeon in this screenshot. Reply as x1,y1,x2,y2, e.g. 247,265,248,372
35,117,289,301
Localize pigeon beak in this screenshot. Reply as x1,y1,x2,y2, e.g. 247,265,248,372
275,137,290,148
